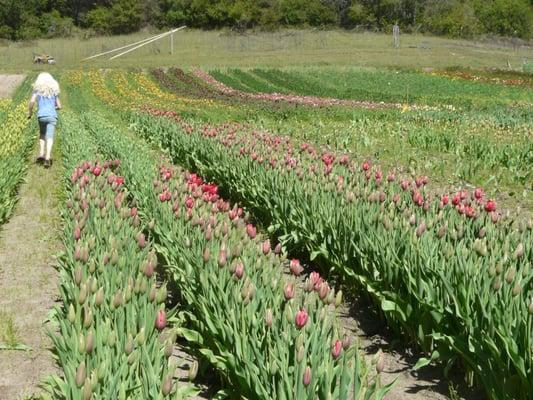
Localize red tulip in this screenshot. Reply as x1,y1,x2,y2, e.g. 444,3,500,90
92,166,101,176
485,200,496,212
155,310,166,331
362,161,370,171
474,188,483,200
130,207,138,217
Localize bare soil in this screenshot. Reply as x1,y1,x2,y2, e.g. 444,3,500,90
0,146,61,400
0,75,25,98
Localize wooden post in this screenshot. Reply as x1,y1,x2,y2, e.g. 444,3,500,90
393,24,400,48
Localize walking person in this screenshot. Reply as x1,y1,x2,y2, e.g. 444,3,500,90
28,72,61,168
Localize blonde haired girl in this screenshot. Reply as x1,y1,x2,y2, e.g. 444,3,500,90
28,72,62,168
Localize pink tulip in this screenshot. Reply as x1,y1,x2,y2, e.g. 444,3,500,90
284,283,294,300
246,224,257,239
295,309,308,329
331,340,342,359
155,310,166,331
262,240,271,255
303,366,311,386
74,226,81,241
474,188,483,200
234,262,244,279
289,259,303,276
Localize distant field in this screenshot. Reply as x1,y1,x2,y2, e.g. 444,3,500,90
0,29,532,71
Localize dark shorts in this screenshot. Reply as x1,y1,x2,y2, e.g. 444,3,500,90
38,116,57,140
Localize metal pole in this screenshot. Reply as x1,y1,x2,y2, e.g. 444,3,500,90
109,26,185,60
81,31,169,61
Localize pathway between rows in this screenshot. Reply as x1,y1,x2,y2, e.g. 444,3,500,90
0,148,60,399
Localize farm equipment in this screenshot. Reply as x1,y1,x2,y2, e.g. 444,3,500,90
33,53,56,64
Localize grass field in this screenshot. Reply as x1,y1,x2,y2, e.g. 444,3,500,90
0,29,532,72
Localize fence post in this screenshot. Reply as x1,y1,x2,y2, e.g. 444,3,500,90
393,24,400,48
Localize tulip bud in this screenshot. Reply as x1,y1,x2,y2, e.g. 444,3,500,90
262,240,271,255
303,366,311,386
78,285,87,305
234,262,244,279
188,361,198,381
149,284,157,302
331,340,342,359
284,283,295,300
512,282,521,296
295,309,308,329
125,333,134,355
265,308,273,328
342,334,352,350
164,339,174,358
74,267,83,285
155,310,167,331
68,304,76,323
83,307,93,328
514,243,524,259
274,243,282,254
95,287,104,306
335,290,343,307
528,298,533,314
289,259,303,276
82,381,92,400
156,284,167,304
86,330,94,353
203,248,210,263
75,362,86,388
493,277,502,291
161,372,173,395
78,332,86,354
107,330,117,347
218,248,227,267
135,327,146,346
297,345,305,363
318,282,329,300
506,267,516,284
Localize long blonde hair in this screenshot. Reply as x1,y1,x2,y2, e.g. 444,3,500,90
33,72,60,97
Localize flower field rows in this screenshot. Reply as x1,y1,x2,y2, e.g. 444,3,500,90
67,106,392,399
0,78,35,225
149,68,533,199
9,68,523,399
65,68,533,399
126,107,532,400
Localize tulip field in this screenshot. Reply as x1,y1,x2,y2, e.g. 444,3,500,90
0,67,531,400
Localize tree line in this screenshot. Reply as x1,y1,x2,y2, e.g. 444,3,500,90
0,0,531,40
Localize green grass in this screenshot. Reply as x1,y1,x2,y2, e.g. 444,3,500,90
1,29,532,72
0,311,20,348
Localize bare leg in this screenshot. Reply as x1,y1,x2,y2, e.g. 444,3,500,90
39,139,45,158
45,139,53,160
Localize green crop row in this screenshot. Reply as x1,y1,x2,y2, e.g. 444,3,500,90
41,112,198,399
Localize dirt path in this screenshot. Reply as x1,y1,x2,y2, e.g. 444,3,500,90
0,75,25,99
0,146,61,400
340,296,485,400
